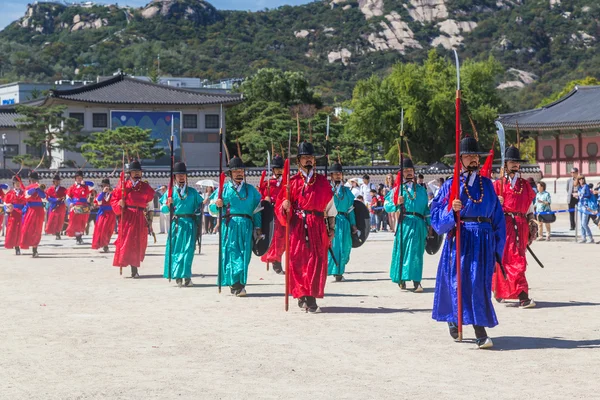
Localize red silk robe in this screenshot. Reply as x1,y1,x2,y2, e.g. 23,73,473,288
45,185,67,235
4,189,25,249
259,177,285,264
92,191,117,249
110,179,154,268
66,183,92,237
275,172,333,298
492,177,536,299
0,189,5,232
19,184,46,249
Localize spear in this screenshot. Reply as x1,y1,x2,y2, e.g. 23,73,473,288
217,104,225,294
283,129,292,311
119,150,125,276
167,115,175,282
324,115,330,177
452,49,463,342
395,109,405,282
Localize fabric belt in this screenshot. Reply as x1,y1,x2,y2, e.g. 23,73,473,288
461,216,492,223
12,204,24,210
296,210,325,217
402,211,425,220
26,202,44,207
295,209,326,245
226,213,252,220
174,214,196,219
127,206,146,211
73,197,88,203
504,212,526,218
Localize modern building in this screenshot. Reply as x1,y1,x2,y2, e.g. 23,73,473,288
0,81,86,105
497,85,600,199
0,74,243,169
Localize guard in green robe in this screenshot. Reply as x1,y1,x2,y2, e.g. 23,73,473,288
161,162,203,287
209,156,262,297
384,158,431,292
328,163,357,282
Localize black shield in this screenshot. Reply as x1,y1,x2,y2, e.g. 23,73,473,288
426,229,444,255
351,200,370,248
253,200,275,256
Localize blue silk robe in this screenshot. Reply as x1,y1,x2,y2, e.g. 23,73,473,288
328,184,356,276
209,181,262,287
430,173,506,328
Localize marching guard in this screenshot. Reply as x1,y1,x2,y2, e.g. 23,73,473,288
276,141,336,313
19,171,46,257
430,137,506,349
210,156,262,296
493,146,538,308
384,158,430,292
91,178,117,253
258,154,286,274
327,162,357,282
110,161,155,278
45,173,67,239
66,170,95,244
4,175,25,254
161,162,203,287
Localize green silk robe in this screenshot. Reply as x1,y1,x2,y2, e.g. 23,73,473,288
328,184,356,276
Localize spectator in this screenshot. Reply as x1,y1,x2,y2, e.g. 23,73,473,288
378,187,389,232
535,181,552,241
356,195,364,202
566,167,579,230
369,188,380,232
575,175,595,243
155,185,168,234
427,177,445,201
203,186,216,234
384,174,396,232
417,174,426,189
384,174,394,190
349,179,361,197
361,175,377,205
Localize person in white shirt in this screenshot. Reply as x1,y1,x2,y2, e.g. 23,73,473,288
360,174,376,204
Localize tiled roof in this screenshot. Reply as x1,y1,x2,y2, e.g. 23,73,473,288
49,74,243,106
0,110,20,128
498,86,600,131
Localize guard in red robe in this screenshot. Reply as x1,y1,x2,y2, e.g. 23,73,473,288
19,171,47,257
110,161,155,278
492,146,537,308
276,141,336,313
4,176,25,254
259,154,285,274
66,170,94,244
92,178,117,253
45,173,67,239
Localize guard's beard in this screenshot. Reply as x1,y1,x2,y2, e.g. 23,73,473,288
275,174,282,179
303,164,313,171
466,164,479,172
132,176,141,181
334,180,341,185
510,168,519,174
405,176,414,182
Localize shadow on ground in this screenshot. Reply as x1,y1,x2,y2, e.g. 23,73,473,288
494,336,600,350
320,306,431,314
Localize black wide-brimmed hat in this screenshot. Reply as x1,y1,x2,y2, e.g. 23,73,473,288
272,155,284,169
504,146,527,163
228,156,245,171
52,173,61,181
12,174,20,182
330,163,343,173
128,161,142,172
101,178,111,185
401,158,415,169
297,141,315,157
447,137,490,157
173,161,187,175
29,171,39,180
75,169,84,177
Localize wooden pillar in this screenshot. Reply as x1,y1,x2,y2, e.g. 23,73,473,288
555,132,560,178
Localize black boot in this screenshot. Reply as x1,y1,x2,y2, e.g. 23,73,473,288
102,245,109,253
335,275,345,282
272,261,284,275
297,296,307,309
474,325,493,349
32,247,39,258
413,281,423,292
448,322,459,340
55,233,61,240
518,291,536,308
75,234,82,244
15,246,21,255
131,266,140,279
305,296,321,313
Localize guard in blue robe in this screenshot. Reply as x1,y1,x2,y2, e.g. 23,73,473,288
161,162,203,287
430,137,506,349
209,156,262,297
327,163,357,281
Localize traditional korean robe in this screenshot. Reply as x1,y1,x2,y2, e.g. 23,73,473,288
259,176,285,265
384,182,430,283
328,184,355,276
431,173,506,328
3,188,25,249
66,182,94,237
45,185,67,235
19,183,46,249
492,176,536,299
91,191,117,249
110,179,155,268
275,171,335,299
161,185,203,279
209,181,262,287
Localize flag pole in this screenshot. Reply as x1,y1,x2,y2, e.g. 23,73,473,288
453,49,463,342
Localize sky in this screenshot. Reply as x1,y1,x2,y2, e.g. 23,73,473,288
0,0,314,31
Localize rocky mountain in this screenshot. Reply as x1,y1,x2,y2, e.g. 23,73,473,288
1,0,599,108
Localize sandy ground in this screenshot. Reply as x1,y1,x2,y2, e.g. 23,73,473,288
1,214,599,400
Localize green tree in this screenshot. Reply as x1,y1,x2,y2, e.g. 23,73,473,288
80,127,165,168
347,50,505,164
14,104,81,168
